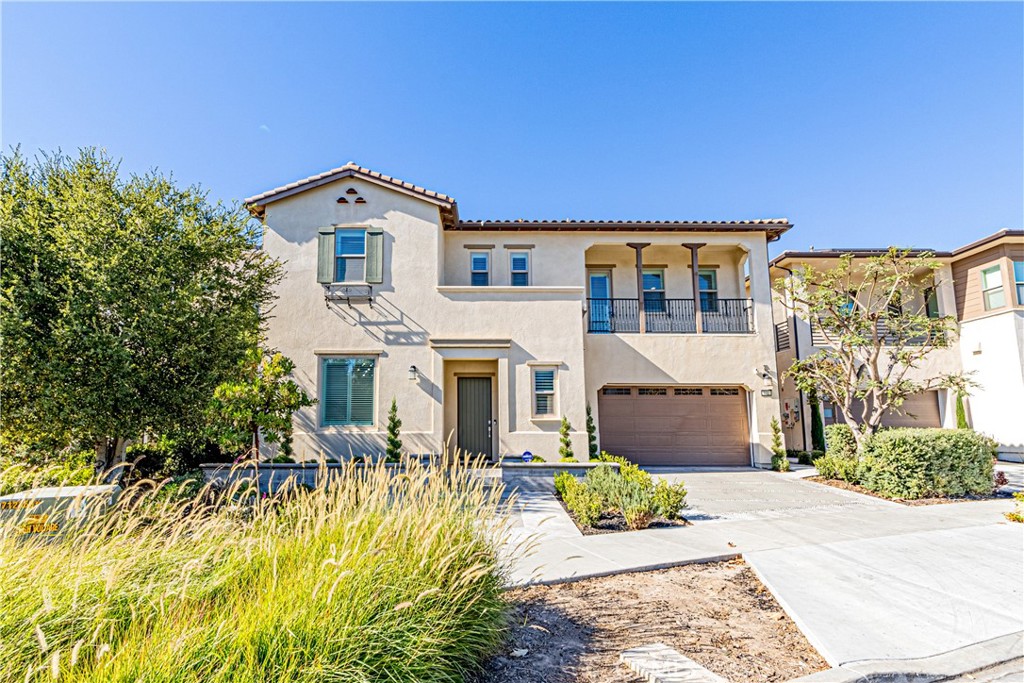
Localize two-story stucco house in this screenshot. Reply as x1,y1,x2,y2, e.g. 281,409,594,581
246,163,787,467
770,229,1024,460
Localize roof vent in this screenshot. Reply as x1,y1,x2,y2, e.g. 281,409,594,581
346,188,359,195
337,197,349,204
354,197,367,204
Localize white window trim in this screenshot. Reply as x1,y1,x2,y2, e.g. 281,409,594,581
531,366,558,419
1013,261,1024,305
981,265,1006,311
509,250,531,286
334,228,367,284
319,355,378,429
470,250,491,287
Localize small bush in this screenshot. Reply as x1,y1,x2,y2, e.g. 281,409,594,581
815,453,858,482
553,471,575,498
0,449,95,495
993,470,1009,490
825,424,857,458
858,428,996,499
585,464,631,510
1006,492,1024,523
623,501,656,530
810,450,825,461
596,451,652,490
796,451,814,466
562,477,602,526
772,453,791,472
653,479,687,520
559,456,578,463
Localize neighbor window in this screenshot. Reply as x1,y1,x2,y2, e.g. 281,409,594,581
642,269,665,313
981,265,1006,310
470,251,490,286
510,251,531,286
1014,261,1024,305
924,287,939,319
334,229,367,283
533,368,556,416
321,357,375,426
698,269,719,313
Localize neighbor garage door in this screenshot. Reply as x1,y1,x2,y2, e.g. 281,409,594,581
825,390,942,428
597,386,750,466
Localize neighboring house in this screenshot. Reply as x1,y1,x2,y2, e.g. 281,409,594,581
770,229,1024,460
245,163,787,467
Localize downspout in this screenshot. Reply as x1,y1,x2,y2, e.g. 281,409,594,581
775,264,808,452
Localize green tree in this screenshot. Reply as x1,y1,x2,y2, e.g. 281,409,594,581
386,398,403,463
776,249,962,450
206,350,314,459
770,417,789,471
558,417,574,461
585,403,598,460
0,148,281,467
809,390,827,452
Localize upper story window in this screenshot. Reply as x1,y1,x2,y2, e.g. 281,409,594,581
532,368,556,416
981,265,1005,310
1014,261,1024,305
642,269,665,313
470,251,490,286
510,251,531,286
698,269,718,313
335,229,366,282
321,357,375,426
924,287,939,319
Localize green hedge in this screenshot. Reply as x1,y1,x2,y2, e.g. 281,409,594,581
824,424,857,458
858,428,996,499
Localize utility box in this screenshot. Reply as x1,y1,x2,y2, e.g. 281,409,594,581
0,485,121,537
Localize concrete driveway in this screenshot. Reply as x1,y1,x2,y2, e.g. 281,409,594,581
506,466,1023,675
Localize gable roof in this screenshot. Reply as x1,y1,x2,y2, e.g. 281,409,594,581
244,162,458,223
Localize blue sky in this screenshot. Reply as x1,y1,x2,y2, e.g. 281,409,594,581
3,2,1021,256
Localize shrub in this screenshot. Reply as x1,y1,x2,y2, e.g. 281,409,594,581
385,398,402,463
653,479,687,520
584,464,630,510
858,428,996,499
0,449,95,496
814,453,859,482
585,404,598,460
825,424,857,458
1006,492,1024,523
810,392,827,452
553,471,575,498
810,450,825,461
797,451,814,466
558,417,574,461
559,456,578,463
595,451,652,490
0,457,509,682
994,470,1009,490
623,501,656,530
772,453,791,472
562,477,602,527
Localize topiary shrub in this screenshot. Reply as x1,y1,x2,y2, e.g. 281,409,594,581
825,424,857,458
770,417,789,472
857,428,996,499
558,417,574,461
653,479,687,520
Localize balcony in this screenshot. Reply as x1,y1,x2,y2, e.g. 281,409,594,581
587,297,753,334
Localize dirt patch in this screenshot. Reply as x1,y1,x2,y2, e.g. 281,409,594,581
808,476,1009,506
557,498,690,535
474,559,827,683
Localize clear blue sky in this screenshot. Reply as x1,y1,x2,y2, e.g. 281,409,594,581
4,2,1022,256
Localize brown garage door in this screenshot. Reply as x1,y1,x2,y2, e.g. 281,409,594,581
597,386,750,466
825,390,942,428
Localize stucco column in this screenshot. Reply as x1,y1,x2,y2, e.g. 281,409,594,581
682,243,706,333
627,243,650,333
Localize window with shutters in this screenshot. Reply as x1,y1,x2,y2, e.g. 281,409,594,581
532,368,556,416
981,265,1005,310
510,251,530,286
321,357,375,426
335,229,366,283
470,251,490,286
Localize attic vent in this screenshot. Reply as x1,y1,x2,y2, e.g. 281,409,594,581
336,197,349,204
354,197,367,204
346,188,359,195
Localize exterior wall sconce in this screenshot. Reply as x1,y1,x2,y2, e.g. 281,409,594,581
408,365,418,381
755,365,773,386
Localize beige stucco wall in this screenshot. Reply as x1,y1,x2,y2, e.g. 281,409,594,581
260,175,782,464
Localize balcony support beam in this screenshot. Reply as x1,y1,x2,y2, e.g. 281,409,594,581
626,243,650,334
682,243,706,333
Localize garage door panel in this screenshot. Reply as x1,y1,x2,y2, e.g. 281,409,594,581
598,386,749,466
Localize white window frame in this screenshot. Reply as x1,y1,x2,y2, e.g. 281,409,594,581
470,251,490,286
531,367,557,418
981,265,1006,311
334,228,367,284
1014,261,1024,305
509,250,531,286
320,356,377,428
698,268,718,313
642,268,665,312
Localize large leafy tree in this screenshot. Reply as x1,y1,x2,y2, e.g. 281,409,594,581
776,249,963,450
1,148,281,467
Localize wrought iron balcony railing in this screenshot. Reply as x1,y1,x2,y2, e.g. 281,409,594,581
586,298,753,334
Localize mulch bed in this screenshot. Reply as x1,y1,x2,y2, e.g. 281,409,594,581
556,497,690,535
473,558,828,683
808,476,1011,506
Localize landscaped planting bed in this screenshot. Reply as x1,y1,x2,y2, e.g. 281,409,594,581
475,559,828,683
808,475,1012,506
0,459,511,683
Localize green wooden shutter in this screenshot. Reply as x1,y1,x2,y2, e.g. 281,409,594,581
317,227,336,284
350,359,375,425
322,359,350,425
365,228,384,284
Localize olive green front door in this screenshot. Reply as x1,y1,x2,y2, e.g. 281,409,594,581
457,377,493,459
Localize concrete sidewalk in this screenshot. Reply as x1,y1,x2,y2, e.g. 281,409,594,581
503,469,1023,676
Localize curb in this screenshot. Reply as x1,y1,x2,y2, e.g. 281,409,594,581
785,632,1023,683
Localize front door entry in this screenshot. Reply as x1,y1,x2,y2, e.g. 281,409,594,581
457,377,493,459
